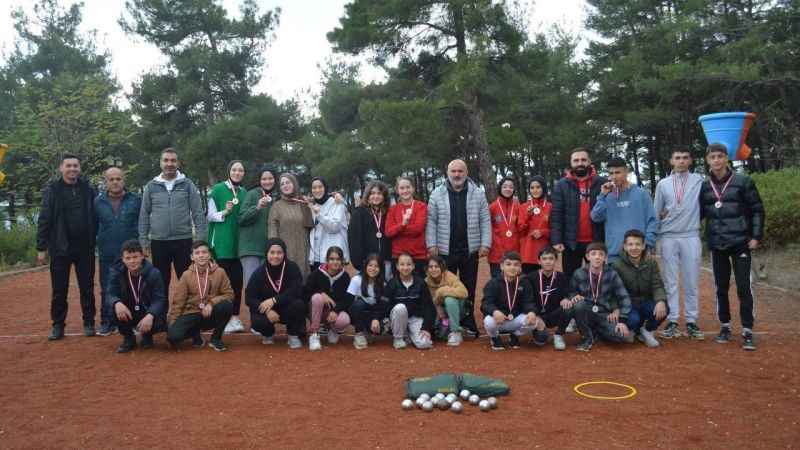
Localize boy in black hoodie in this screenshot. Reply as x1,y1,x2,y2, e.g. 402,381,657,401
481,251,538,351
528,246,572,351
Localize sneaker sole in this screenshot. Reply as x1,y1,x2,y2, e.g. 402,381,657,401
688,334,705,341
209,344,227,352
742,345,756,351
715,338,730,344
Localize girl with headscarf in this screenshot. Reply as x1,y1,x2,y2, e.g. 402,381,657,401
207,160,248,334
245,238,307,349
518,176,552,275
308,177,349,271
348,180,392,278
268,173,314,279
239,166,276,292
488,176,521,279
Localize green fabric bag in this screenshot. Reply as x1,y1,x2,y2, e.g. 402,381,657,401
404,373,460,398
458,373,510,397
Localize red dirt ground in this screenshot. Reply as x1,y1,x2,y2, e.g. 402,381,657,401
0,262,798,449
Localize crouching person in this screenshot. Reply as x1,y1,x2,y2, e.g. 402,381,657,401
529,246,572,350
107,240,167,353
611,230,668,348
166,241,234,352
481,251,538,351
304,246,352,351
347,254,388,350
425,255,469,346
246,238,306,349
387,253,435,350
570,242,632,352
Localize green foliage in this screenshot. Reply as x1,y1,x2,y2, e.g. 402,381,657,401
0,220,37,270
750,168,800,248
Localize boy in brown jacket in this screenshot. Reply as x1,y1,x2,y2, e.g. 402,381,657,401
167,241,234,351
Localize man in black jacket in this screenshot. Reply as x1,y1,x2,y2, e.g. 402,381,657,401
701,143,765,351
550,148,607,281
36,153,97,340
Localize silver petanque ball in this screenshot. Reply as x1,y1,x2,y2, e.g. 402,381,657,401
434,393,445,401
479,399,491,412
445,393,458,403
487,397,498,409
402,399,414,410
468,394,480,405
416,398,425,408
419,393,431,402
438,399,450,410
451,401,464,413
459,389,470,400
422,401,434,412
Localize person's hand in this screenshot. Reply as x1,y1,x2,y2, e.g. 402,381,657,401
572,294,584,303
115,302,132,322
525,312,538,326
419,330,432,342
402,208,412,226
479,246,489,258
553,244,565,253
427,247,439,258
224,200,234,212
532,229,542,239
370,319,381,334
202,303,213,318
607,309,620,324
36,251,47,266
333,192,344,204
654,301,667,321
322,294,336,309
601,181,614,195
560,298,573,310
615,322,630,337
137,314,154,334
492,310,507,324
258,298,275,314
267,310,280,323
326,311,338,323
257,196,270,209
748,239,759,250
311,203,321,214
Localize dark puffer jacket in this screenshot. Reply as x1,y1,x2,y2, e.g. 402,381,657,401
700,170,764,251
549,167,606,250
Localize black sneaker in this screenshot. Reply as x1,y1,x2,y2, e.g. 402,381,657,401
83,323,96,337
116,335,136,353
97,323,116,336
659,321,682,339
140,334,154,349
686,323,705,341
715,326,732,344
464,326,480,339
533,330,548,346
490,336,505,351
209,339,227,352
192,333,205,348
508,334,521,349
742,332,756,351
576,336,593,352
48,324,65,341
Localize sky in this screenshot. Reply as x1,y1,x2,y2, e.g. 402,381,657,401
0,0,589,108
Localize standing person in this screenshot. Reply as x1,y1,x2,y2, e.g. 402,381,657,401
238,167,276,291
246,238,307,349
590,157,657,261
480,251,538,351
268,173,314,280
95,167,141,336
518,176,551,276
528,247,572,351
426,159,491,336
139,148,207,295
385,176,428,276
700,143,765,351
488,177,521,279
206,161,247,334
386,253,435,350
167,241,234,352
304,246,352,351
654,148,704,340
424,255,468,346
308,177,349,271
106,240,167,353
36,153,97,340
550,148,606,281
349,180,392,277
347,254,388,350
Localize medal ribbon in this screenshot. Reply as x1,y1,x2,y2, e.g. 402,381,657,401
589,269,603,306
227,180,239,203
505,276,521,313
371,208,383,234
672,172,689,205
195,265,209,305
539,271,557,309
496,199,515,232
127,271,142,309
266,261,286,293
710,173,734,205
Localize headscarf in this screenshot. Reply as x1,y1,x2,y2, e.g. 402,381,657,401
227,160,245,187
278,173,302,201
311,176,330,205
496,176,516,200
528,175,549,201
264,238,288,279
256,166,277,194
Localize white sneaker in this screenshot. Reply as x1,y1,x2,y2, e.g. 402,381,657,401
565,318,577,333
261,336,274,345
393,338,407,350
638,328,660,348
553,334,566,351
327,328,340,345
447,331,462,346
250,328,261,336
309,333,322,351
288,335,302,349
353,333,368,350
224,316,244,335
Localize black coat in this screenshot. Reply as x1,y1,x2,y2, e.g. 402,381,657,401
36,177,96,256
245,260,304,312
385,275,436,332
481,276,536,317
303,267,353,313
527,270,570,315
106,259,167,321
549,169,606,250
348,206,392,270
700,170,765,250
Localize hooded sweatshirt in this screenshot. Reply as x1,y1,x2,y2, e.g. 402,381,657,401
245,238,304,312
139,170,207,247
653,171,703,239
168,262,234,324
590,183,657,260
303,264,353,313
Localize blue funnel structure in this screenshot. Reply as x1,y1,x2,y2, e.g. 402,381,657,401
698,112,756,161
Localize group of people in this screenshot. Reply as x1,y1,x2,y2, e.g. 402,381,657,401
35,143,765,353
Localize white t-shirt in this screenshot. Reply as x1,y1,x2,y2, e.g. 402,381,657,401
347,275,376,305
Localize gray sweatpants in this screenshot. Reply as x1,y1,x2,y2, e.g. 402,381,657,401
483,313,533,338
240,256,264,289
390,304,432,349
659,236,701,323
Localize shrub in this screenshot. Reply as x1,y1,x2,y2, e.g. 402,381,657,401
750,167,800,248
0,220,37,270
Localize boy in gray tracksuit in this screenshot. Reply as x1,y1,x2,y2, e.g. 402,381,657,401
653,148,704,340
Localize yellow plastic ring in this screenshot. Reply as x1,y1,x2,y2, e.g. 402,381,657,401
573,381,637,400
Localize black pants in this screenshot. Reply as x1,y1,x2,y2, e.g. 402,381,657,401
540,307,572,335
50,248,96,326
350,298,387,334
443,251,479,332
711,244,755,329
522,264,540,277
217,259,243,316
114,310,166,337
562,242,589,282
151,239,192,296
573,300,624,343
250,298,307,337
167,301,233,343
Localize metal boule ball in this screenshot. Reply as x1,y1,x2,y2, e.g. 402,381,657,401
487,397,498,409
445,393,458,403
402,399,414,410
451,401,463,413
468,394,480,405
438,399,450,410
422,401,434,412
479,400,491,412
419,393,430,402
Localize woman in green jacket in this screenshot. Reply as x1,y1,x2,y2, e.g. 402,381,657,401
207,160,248,333
239,167,276,290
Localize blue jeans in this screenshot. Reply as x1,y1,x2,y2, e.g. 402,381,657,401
626,300,668,332
98,256,116,326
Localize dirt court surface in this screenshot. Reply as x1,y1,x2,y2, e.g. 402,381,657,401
1,262,798,450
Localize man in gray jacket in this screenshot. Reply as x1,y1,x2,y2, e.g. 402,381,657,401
426,159,491,337
138,148,207,295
